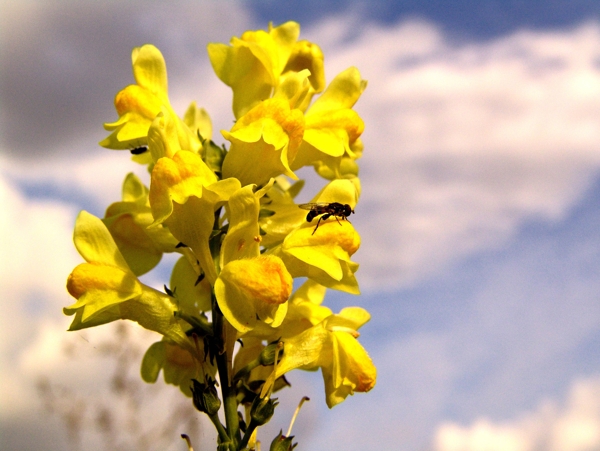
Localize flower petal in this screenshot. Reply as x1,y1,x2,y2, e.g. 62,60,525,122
221,98,305,186
215,255,292,333
131,45,169,102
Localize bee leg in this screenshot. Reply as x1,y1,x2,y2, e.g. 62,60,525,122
311,213,331,235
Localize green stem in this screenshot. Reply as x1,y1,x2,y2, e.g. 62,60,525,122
209,207,241,449
238,420,259,450
177,311,213,337
208,412,230,444
232,358,261,381
213,295,241,448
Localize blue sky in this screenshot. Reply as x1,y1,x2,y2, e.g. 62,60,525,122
2,1,600,450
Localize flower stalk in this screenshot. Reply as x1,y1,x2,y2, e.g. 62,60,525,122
64,21,376,450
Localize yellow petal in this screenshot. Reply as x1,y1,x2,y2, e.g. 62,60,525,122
208,22,300,118
303,109,364,157
220,183,273,266
308,67,367,114
273,69,313,110
121,172,148,203
103,212,162,275
66,263,141,314
103,174,179,276
131,45,169,103
183,101,212,141
322,331,376,408
73,211,130,269
283,40,325,94
283,221,360,280
170,256,212,314
215,255,292,333
149,151,218,224
221,98,304,186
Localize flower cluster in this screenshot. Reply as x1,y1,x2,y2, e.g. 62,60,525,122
64,21,375,450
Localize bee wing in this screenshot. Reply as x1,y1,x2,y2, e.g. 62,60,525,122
298,202,329,210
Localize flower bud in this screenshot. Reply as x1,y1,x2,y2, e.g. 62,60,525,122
250,395,278,426
259,341,283,366
270,430,297,451
191,378,221,416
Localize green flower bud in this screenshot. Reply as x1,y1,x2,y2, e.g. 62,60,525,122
191,378,221,416
270,430,297,451
259,341,284,366
250,395,278,426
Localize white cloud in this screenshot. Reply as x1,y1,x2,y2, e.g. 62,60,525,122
8,17,600,294
434,376,600,451
0,161,79,417
1,151,151,214
303,19,600,290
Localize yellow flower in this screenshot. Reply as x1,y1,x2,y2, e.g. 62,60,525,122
149,150,241,284
208,21,300,118
170,256,212,315
291,67,367,177
64,211,190,350
103,173,180,276
245,279,333,342
221,98,305,186
215,184,293,333
141,339,216,397
257,177,308,248
100,45,200,154
183,101,213,142
270,179,361,293
283,39,326,108
273,306,375,408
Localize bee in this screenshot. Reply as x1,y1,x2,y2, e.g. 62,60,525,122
129,145,148,155
298,202,354,235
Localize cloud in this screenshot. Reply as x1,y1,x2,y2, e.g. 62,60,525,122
0,162,78,417
433,376,600,451
302,19,600,290
0,1,255,159
5,8,600,292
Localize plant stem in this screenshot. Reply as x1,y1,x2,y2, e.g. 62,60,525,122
209,207,241,449
238,420,259,450
208,412,230,444
213,295,240,449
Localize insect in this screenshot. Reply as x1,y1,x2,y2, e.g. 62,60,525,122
298,202,354,235
129,145,148,155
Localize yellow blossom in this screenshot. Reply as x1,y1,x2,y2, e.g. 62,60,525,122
268,179,361,293
100,44,200,154
283,39,326,106
64,22,376,433
245,279,333,342
207,21,300,118
102,173,179,275
141,338,216,397
64,211,191,351
291,67,367,176
149,150,241,284
170,256,212,315
221,98,305,186
274,307,376,408
215,184,293,333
